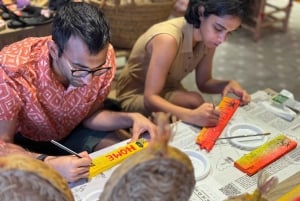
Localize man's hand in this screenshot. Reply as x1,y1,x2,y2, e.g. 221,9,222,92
45,151,93,182
129,113,157,142
0,141,92,182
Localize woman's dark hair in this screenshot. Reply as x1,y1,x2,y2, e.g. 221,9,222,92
52,2,110,57
184,0,253,28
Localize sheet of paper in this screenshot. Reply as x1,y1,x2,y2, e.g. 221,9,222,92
72,90,300,201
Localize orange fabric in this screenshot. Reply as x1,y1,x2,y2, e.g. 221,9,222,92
0,36,116,141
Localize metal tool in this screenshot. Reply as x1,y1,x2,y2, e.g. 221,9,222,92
217,132,271,140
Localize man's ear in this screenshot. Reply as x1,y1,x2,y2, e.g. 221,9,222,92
47,40,59,60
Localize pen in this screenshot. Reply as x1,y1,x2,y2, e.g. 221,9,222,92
217,132,271,140
50,140,95,166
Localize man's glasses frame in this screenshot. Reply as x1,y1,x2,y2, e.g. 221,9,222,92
62,53,112,78
71,67,111,78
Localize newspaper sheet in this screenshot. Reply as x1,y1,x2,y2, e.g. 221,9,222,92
71,90,300,201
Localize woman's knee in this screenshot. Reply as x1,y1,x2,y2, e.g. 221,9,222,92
185,92,204,108
169,91,204,108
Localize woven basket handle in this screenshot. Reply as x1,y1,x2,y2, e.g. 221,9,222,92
100,0,136,8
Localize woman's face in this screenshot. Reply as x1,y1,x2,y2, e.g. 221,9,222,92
197,14,241,48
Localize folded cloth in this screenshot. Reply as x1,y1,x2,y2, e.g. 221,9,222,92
0,4,53,28
7,15,52,28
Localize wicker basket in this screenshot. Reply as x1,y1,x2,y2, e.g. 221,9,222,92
90,0,175,49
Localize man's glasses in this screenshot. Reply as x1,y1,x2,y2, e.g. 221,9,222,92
71,67,111,78
63,54,112,78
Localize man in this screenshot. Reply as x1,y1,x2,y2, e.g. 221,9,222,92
0,2,156,182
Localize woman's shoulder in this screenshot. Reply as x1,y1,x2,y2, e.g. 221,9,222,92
146,17,186,39
153,17,187,29
130,18,187,52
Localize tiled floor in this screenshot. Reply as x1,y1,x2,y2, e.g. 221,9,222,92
112,1,300,102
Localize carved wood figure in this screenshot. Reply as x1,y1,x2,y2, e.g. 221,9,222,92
99,112,196,201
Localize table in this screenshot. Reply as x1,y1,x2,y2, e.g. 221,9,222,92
71,89,300,201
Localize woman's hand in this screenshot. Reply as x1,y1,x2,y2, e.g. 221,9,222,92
183,103,220,127
222,80,251,105
44,151,92,182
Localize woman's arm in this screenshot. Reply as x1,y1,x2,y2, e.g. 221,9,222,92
195,48,228,93
143,34,192,117
142,35,220,127
195,48,251,105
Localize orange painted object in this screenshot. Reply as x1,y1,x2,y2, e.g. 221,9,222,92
234,135,297,176
196,97,240,152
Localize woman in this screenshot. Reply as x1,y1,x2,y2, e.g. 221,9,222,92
116,0,252,127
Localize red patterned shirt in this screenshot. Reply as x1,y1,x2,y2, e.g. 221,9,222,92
0,36,116,141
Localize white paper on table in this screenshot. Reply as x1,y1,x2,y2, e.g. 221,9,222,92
71,90,300,200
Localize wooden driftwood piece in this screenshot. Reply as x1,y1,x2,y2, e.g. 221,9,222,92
0,154,74,201
225,171,277,201
99,112,195,201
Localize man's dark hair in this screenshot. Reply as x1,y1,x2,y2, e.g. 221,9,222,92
52,2,110,57
48,0,71,11
184,0,253,28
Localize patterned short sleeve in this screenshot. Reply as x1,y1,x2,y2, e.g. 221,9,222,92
0,70,23,120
